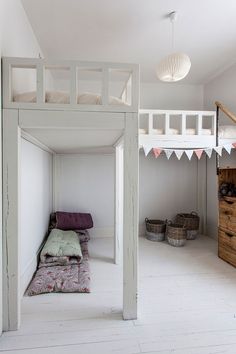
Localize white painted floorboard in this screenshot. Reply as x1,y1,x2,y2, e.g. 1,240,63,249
1,235,236,353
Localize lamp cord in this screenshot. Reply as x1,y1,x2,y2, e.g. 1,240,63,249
171,19,175,52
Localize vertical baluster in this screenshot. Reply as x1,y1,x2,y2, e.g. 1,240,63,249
70,64,77,105
197,114,202,135
165,114,170,135
181,114,186,135
148,113,153,134
102,66,109,105
36,63,45,104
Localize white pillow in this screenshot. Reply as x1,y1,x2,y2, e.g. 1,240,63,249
219,125,236,138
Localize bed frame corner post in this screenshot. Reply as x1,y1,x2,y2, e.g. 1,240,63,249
123,112,139,320
2,109,21,331
114,144,123,265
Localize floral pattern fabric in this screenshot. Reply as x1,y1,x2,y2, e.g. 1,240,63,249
26,241,90,296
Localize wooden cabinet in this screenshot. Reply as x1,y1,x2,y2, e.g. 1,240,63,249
218,168,236,267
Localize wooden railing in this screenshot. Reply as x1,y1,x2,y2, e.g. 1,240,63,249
215,101,236,124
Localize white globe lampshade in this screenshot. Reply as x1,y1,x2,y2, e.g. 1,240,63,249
156,52,191,82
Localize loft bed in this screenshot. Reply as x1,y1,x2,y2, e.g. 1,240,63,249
2,57,140,331
2,57,236,333
139,109,236,150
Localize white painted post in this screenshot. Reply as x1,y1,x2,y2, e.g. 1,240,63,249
123,112,139,320
70,64,77,105
3,109,21,330
165,114,170,135
36,63,45,104
197,156,207,235
114,145,123,265
197,114,202,135
102,67,109,105
181,114,186,135
52,154,60,212
148,113,153,135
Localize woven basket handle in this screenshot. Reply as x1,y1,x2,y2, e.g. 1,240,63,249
191,211,198,216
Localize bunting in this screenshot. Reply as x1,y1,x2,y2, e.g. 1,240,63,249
175,150,185,160
185,150,194,160
165,149,174,160
153,148,162,158
141,142,236,161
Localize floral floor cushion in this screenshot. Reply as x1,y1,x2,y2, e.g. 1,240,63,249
26,241,90,296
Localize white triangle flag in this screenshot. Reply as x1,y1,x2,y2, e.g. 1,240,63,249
185,150,194,160
143,145,153,157
175,150,184,160
165,149,174,160
224,144,232,155
205,148,213,158
214,146,223,156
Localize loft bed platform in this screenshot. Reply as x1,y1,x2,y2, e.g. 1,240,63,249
2,57,139,113
139,109,236,149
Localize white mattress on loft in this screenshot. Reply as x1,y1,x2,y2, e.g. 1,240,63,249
139,125,236,139
13,91,127,105
139,128,212,136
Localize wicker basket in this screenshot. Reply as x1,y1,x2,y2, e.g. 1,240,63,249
175,212,200,240
145,218,166,242
166,222,187,247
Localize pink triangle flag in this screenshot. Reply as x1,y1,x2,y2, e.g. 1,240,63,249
153,148,162,158
194,149,203,159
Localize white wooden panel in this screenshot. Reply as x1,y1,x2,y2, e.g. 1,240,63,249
70,64,77,105
19,110,125,130
102,68,109,105
139,134,216,149
114,146,123,265
123,112,139,320
52,154,60,212
2,57,139,113
36,63,45,104
3,109,21,330
148,113,153,134
197,156,207,234
181,114,186,135
197,114,202,135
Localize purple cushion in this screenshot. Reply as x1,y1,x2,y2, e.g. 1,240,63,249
55,212,93,230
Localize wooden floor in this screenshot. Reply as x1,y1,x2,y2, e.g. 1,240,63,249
1,235,236,353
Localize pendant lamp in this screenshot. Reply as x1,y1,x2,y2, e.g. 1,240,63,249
156,11,191,82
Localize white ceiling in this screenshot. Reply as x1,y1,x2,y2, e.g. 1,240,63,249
22,0,236,84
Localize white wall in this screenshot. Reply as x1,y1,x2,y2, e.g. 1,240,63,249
20,140,53,295
204,63,236,239
0,0,44,308
56,154,115,237
139,153,198,235
141,82,204,110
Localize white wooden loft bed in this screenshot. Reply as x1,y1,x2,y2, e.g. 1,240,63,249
139,109,236,150
2,57,140,331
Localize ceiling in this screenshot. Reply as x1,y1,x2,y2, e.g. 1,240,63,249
22,0,236,84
